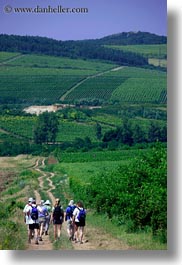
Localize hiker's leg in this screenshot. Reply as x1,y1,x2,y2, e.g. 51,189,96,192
57,224,61,238
34,223,40,244
45,216,50,234
74,224,79,242
79,226,84,243
39,222,44,239
34,228,38,243
28,228,33,243
71,223,74,239
67,220,72,238
54,224,57,240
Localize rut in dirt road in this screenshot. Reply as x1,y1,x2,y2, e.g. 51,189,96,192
27,158,53,250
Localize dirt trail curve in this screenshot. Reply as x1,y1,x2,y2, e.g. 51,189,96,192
27,158,131,250
27,158,53,250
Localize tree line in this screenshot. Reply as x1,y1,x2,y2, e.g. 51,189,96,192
0,34,148,67
0,111,167,156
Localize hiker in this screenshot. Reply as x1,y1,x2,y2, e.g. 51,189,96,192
43,199,52,235
51,198,64,241
25,198,42,244
38,200,49,241
65,200,76,240
72,201,86,244
23,197,34,238
23,197,33,224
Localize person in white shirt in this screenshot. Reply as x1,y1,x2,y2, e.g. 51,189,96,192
23,197,33,223
25,198,42,244
72,201,86,244
23,197,34,239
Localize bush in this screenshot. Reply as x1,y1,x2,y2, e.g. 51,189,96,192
86,143,167,243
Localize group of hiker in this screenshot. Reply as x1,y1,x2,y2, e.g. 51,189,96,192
23,197,86,245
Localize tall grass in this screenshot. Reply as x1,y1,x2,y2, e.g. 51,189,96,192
86,211,167,250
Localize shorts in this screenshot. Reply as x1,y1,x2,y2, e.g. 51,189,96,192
39,217,46,224
75,221,85,227
53,219,63,225
29,223,40,230
67,219,73,230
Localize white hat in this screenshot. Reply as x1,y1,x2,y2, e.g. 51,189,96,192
44,200,51,205
69,200,74,206
28,197,33,203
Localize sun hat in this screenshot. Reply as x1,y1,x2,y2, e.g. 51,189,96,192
69,200,74,206
44,200,51,205
28,197,33,203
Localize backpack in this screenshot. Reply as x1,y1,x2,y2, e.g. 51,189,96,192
53,206,63,221
65,205,76,221
31,206,38,221
39,205,48,218
77,208,86,223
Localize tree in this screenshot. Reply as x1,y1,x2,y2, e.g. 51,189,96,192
95,123,102,140
148,122,162,143
34,112,59,144
132,124,146,143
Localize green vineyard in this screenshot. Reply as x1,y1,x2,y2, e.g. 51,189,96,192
0,52,166,105
65,66,167,104
105,44,167,59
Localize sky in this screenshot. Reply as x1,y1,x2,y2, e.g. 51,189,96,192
0,0,167,41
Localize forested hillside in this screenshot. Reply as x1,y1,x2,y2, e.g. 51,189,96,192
97,31,167,45
0,32,166,67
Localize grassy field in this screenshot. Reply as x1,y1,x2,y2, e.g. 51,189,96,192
65,66,167,104
105,44,167,58
0,53,116,104
110,67,167,103
52,149,145,185
0,52,20,62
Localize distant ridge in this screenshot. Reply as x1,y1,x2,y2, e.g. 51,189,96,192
0,31,166,67
97,31,167,45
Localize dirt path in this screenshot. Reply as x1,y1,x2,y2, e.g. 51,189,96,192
27,158,53,250
25,158,132,250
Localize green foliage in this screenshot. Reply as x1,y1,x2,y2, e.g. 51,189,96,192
56,149,143,163
102,120,167,146
0,52,20,62
34,112,59,144
105,44,167,59
69,143,167,243
110,67,166,104
0,200,27,250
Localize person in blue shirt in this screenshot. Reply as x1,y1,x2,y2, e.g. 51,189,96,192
65,200,76,240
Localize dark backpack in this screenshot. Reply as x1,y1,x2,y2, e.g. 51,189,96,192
31,206,38,221
65,205,76,221
53,206,63,221
77,208,86,222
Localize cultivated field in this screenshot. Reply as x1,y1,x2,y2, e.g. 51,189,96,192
0,52,166,105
